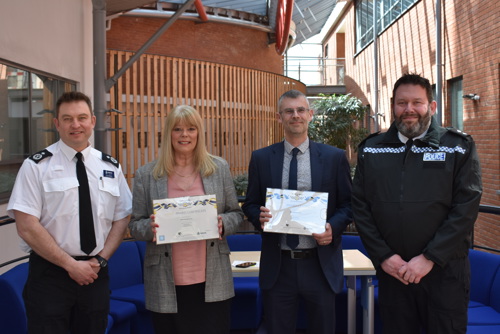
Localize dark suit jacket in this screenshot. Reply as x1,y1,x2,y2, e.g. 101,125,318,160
242,140,353,293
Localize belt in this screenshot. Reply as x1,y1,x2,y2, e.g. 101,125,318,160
30,252,93,261
73,256,94,261
281,248,317,260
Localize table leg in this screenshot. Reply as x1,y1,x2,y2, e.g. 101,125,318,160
360,276,374,334
346,275,357,334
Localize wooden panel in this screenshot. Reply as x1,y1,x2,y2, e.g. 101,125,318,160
107,51,305,184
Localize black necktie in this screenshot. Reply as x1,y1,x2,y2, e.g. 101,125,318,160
404,139,413,159
286,147,300,249
406,138,413,151
76,152,96,255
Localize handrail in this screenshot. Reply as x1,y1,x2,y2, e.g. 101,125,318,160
479,204,500,215
0,255,29,269
0,216,15,227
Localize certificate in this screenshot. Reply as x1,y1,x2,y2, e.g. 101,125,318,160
153,194,219,244
264,188,328,235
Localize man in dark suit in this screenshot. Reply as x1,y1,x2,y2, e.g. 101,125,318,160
242,89,353,333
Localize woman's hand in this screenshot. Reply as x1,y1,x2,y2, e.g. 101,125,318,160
150,214,158,242
218,216,224,240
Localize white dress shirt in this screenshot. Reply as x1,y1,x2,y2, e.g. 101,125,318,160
7,140,132,256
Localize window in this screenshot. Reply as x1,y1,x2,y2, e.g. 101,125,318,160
356,0,418,52
356,0,374,53
0,61,76,203
449,77,463,130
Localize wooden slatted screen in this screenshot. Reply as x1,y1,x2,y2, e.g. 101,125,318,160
107,50,306,185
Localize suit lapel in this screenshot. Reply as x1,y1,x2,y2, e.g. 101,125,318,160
202,173,214,196
309,141,323,191
270,142,285,189
155,175,169,199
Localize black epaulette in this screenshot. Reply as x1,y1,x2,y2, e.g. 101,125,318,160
102,153,120,168
446,127,472,141
29,149,53,164
358,131,381,148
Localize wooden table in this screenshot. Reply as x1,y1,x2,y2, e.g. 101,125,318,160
343,249,376,334
230,251,260,277
230,249,376,334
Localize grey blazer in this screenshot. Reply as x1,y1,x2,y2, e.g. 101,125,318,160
129,156,244,313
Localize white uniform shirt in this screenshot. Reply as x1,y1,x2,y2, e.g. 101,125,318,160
7,140,132,256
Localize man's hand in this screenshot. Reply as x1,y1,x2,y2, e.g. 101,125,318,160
67,260,100,286
312,223,332,246
398,254,434,284
259,206,272,230
381,254,409,285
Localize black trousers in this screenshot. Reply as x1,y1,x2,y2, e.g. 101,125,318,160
378,257,470,334
262,253,336,334
24,253,110,334
151,282,232,334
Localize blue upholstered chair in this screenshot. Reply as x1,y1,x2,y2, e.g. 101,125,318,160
108,240,154,334
0,262,28,334
468,249,500,327
227,233,262,251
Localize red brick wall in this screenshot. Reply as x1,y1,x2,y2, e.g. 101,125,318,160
107,16,283,74
325,0,499,251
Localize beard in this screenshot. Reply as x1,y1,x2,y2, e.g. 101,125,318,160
395,107,433,138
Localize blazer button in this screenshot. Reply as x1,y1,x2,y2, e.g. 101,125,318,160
210,242,215,247
164,252,169,257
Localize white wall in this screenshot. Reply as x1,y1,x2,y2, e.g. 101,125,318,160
0,0,94,94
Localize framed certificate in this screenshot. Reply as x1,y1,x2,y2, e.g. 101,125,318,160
153,194,219,244
264,188,328,235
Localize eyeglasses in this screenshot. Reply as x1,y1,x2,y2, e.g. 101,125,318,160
280,107,309,116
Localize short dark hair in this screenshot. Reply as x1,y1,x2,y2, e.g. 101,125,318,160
278,89,309,110
392,73,434,103
55,91,93,118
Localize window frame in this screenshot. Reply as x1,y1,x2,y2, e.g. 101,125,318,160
355,0,420,54
0,59,76,204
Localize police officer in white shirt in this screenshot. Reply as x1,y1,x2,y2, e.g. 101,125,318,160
7,91,132,334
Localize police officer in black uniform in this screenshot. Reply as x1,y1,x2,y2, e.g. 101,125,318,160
352,73,482,334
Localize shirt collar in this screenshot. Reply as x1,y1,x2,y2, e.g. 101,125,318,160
398,129,428,144
59,140,92,162
284,138,309,154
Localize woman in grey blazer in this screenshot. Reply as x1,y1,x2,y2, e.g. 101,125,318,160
129,105,244,334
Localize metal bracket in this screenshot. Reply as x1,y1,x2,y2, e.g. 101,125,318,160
107,108,124,114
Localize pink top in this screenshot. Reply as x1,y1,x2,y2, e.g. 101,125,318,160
167,173,207,286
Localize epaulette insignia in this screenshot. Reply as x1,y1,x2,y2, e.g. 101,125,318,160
446,127,471,140
102,153,119,168
358,131,381,147
29,149,53,164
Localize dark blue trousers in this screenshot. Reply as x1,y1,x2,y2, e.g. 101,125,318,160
378,257,470,334
24,253,109,334
262,252,336,334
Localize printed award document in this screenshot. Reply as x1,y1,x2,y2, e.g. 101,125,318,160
264,188,328,235
153,194,219,244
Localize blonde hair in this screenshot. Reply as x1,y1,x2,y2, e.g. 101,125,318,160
152,105,216,179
